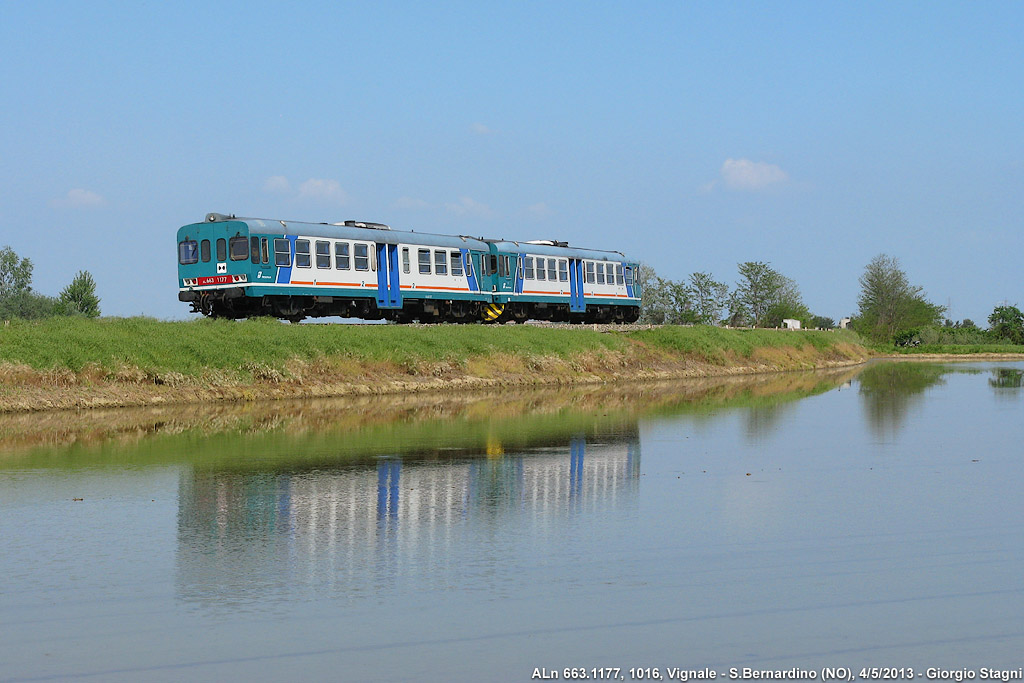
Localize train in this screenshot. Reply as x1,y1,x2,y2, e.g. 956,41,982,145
177,213,642,324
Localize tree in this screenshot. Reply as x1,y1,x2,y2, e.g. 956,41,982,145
688,272,728,325
988,305,1024,345
855,254,944,341
735,261,782,327
810,315,835,330
0,246,33,300
56,270,101,317
762,275,811,328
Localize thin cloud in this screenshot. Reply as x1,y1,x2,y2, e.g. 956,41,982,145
445,196,494,218
297,178,349,204
718,158,790,191
263,175,292,194
392,196,434,210
526,202,552,218
470,122,494,136
51,188,105,208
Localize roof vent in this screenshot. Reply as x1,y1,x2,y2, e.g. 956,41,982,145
343,220,391,230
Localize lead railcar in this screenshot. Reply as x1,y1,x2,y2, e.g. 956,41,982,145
177,213,641,323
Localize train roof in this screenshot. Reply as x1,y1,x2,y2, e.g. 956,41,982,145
484,240,633,262
181,214,635,261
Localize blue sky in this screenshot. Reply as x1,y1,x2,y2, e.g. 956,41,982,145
2,2,1021,323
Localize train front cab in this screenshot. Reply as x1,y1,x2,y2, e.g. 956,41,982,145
177,220,267,317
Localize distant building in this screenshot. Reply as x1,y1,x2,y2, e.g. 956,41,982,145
839,317,852,329
782,318,801,330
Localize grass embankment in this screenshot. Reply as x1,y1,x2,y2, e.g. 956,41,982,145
0,317,872,412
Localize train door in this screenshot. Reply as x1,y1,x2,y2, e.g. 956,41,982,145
375,243,402,308
496,253,516,294
569,258,586,312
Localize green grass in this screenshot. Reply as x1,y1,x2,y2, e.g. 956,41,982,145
0,317,625,376
626,325,861,362
0,317,876,382
896,343,1024,354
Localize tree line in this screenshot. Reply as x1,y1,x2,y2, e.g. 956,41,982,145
638,261,833,329
640,252,1024,347
1,246,100,320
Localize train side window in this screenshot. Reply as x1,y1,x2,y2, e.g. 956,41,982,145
178,240,198,265
596,263,606,285
525,257,534,279
250,237,260,263
354,244,370,271
559,259,568,282
624,266,634,286
536,257,546,281
295,240,311,268
335,242,350,270
316,241,331,269
216,238,226,262
616,264,624,285
261,238,269,264
274,239,291,266
547,259,556,281
418,249,431,274
435,250,448,276
585,262,595,284
402,248,410,274
451,251,463,276
229,237,249,261
200,239,211,263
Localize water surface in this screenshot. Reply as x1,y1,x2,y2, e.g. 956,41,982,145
1,363,1022,681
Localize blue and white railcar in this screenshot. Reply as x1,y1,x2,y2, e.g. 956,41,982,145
176,213,641,323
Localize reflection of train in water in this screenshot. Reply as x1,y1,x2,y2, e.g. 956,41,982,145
175,432,640,605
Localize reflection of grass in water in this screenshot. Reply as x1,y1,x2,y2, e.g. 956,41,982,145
990,368,1024,389
0,368,861,471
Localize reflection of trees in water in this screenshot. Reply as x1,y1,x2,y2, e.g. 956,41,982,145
857,362,948,439
989,369,1024,391
175,431,641,609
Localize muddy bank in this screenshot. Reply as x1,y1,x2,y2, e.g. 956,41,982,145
0,340,872,413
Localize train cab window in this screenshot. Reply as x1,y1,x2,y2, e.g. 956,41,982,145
585,261,595,284
624,266,634,286
451,251,463,276
261,238,270,264
418,249,431,274
616,264,624,285
596,263,606,285
524,257,535,279
178,240,198,265
547,259,557,281
498,256,510,277
335,242,350,270
435,250,448,276
229,237,249,261
295,240,311,268
274,239,291,266
402,248,410,274
315,241,331,269
200,239,211,263
536,257,546,281
559,260,568,282
250,237,260,263
216,238,227,262
354,244,370,271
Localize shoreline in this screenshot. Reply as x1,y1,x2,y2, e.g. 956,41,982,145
4,352,1024,415
3,317,1022,414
